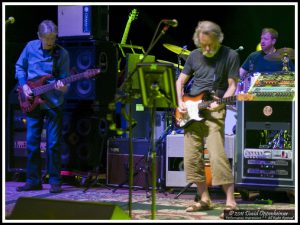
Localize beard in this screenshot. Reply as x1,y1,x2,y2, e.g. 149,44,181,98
203,51,217,58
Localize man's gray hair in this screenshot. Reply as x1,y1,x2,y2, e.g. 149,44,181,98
193,20,224,47
37,20,58,36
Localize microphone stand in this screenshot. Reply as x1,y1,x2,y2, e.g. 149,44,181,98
115,21,170,220
176,55,181,78
143,22,170,220
176,45,187,77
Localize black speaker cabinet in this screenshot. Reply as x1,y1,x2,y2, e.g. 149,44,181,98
61,102,111,172
7,107,47,173
58,39,118,105
118,99,168,139
7,102,110,174
9,197,130,220
125,99,151,139
5,42,25,97
60,40,96,100
106,138,162,188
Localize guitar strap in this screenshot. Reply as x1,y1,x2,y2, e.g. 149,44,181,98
211,61,219,93
51,44,61,77
211,46,227,98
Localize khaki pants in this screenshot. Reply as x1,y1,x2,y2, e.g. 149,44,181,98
184,108,234,186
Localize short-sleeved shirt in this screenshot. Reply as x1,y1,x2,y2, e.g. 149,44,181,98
241,50,294,73
182,45,240,98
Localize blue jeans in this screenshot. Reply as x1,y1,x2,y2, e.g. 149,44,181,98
26,106,63,185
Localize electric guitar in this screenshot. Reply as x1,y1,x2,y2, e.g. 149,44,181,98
117,9,139,87
17,68,101,113
120,9,139,46
174,92,254,128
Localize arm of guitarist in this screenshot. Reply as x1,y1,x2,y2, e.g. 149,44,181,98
208,77,237,111
176,72,190,113
223,77,238,98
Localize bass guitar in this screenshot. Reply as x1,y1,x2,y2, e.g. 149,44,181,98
17,68,101,113
174,92,254,128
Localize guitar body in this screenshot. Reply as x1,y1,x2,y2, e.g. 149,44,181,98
17,75,52,113
174,92,254,128
175,92,207,128
17,68,101,113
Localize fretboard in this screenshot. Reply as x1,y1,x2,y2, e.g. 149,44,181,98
198,96,237,110
120,21,132,45
32,72,88,96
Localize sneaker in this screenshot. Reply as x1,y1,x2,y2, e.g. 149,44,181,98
16,183,43,192
50,184,62,193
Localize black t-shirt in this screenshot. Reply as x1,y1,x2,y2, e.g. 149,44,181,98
182,46,240,98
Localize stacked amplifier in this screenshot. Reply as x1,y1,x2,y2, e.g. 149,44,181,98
235,72,295,189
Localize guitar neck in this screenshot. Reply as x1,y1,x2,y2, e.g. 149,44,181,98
33,72,88,96
198,96,237,109
120,21,132,44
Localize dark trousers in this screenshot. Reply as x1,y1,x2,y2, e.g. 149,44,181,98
26,106,63,185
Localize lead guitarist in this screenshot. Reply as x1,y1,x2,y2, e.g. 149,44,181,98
15,20,70,194
175,21,239,218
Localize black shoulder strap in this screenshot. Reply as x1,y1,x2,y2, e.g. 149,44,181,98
211,46,224,92
51,44,61,77
211,46,230,97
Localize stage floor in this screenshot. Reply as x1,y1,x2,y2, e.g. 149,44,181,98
3,179,296,221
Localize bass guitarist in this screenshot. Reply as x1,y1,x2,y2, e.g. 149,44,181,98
15,20,70,193
175,20,239,218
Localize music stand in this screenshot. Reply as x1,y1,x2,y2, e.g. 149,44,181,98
136,62,177,218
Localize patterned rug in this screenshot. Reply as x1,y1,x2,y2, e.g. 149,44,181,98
4,181,296,221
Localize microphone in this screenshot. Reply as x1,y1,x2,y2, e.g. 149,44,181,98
162,19,178,27
235,46,244,52
6,17,15,25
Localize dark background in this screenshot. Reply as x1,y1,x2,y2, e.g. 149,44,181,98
4,4,296,95
5,4,295,63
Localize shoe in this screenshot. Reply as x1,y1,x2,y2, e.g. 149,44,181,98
186,200,214,212
219,205,239,219
50,184,62,193
16,183,43,192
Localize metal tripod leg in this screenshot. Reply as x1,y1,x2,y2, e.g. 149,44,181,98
82,127,108,192
144,165,151,198
111,169,141,193
82,172,111,193
174,182,193,199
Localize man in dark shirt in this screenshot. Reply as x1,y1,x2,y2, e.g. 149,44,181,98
239,28,294,92
176,20,239,218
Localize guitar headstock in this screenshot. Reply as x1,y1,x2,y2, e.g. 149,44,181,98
129,9,139,22
237,93,255,101
83,68,101,78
